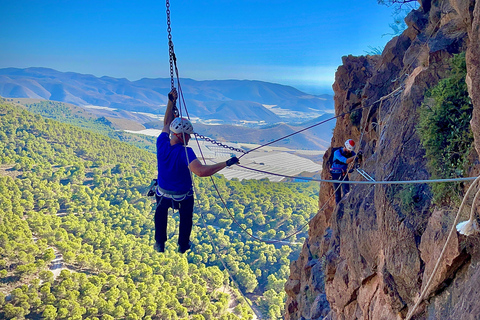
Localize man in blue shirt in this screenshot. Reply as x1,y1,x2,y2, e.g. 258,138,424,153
155,88,239,253
330,139,357,204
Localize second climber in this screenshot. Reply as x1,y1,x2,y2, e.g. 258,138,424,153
330,139,357,204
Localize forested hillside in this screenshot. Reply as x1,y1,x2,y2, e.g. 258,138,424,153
22,100,157,153
0,99,319,319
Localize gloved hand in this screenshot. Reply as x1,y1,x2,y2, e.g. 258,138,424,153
226,156,239,167
357,150,363,161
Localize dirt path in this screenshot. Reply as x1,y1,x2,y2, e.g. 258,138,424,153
48,247,73,280
0,165,21,179
218,285,262,319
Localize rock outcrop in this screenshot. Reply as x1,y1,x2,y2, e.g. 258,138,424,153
285,1,480,319
467,1,480,156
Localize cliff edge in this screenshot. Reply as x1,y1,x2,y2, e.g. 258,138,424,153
285,1,480,319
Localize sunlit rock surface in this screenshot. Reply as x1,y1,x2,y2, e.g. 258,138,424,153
285,1,480,319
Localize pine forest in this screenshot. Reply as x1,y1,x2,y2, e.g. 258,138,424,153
0,99,319,320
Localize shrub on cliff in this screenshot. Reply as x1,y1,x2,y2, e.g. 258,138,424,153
418,52,474,204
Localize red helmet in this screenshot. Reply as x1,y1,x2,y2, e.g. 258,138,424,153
344,139,355,151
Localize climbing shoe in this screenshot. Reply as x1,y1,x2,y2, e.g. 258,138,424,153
178,241,192,254
154,242,165,253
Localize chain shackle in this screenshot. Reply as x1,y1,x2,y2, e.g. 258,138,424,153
194,134,247,154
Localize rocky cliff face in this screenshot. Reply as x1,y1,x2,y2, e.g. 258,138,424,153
285,1,480,319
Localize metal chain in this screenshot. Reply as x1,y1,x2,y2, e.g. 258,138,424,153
194,133,247,154
166,0,174,89
165,0,179,117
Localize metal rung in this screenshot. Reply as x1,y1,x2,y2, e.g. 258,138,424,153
356,169,375,182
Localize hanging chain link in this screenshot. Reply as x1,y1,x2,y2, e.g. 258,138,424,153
166,0,174,89
194,133,247,154
165,0,179,117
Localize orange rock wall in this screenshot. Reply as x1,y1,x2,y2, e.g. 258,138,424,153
285,1,480,319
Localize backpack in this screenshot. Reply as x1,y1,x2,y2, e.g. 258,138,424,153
326,147,342,169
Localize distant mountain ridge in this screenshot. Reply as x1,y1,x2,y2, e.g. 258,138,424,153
0,67,333,123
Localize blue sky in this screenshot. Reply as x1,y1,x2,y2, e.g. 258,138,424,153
0,0,415,94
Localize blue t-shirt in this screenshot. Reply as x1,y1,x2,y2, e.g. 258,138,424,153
331,148,356,173
156,132,197,194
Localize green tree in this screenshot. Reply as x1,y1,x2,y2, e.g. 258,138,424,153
43,305,58,320
0,98,315,319
4,303,26,318
418,53,473,204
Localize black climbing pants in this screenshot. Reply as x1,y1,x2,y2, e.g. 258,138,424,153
154,194,194,249
331,172,350,204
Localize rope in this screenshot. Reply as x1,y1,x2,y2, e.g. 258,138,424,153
405,175,480,320
193,142,306,244
182,126,474,247
237,87,403,159
198,211,263,319
184,150,261,318
235,164,477,185
214,89,389,243
157,6,467,320
188,141,361,245
162,14,308,245
190,118,364,245
456,188,480,235
163,3,259,318
182,119,261,318
162,8,464,319
227,15,440,159
192,130,263,318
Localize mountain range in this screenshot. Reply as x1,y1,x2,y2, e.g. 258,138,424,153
0,67,334,123
1,67,336,150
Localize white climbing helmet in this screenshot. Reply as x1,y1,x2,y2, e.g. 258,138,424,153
170,117,194,134
344,139,355,151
